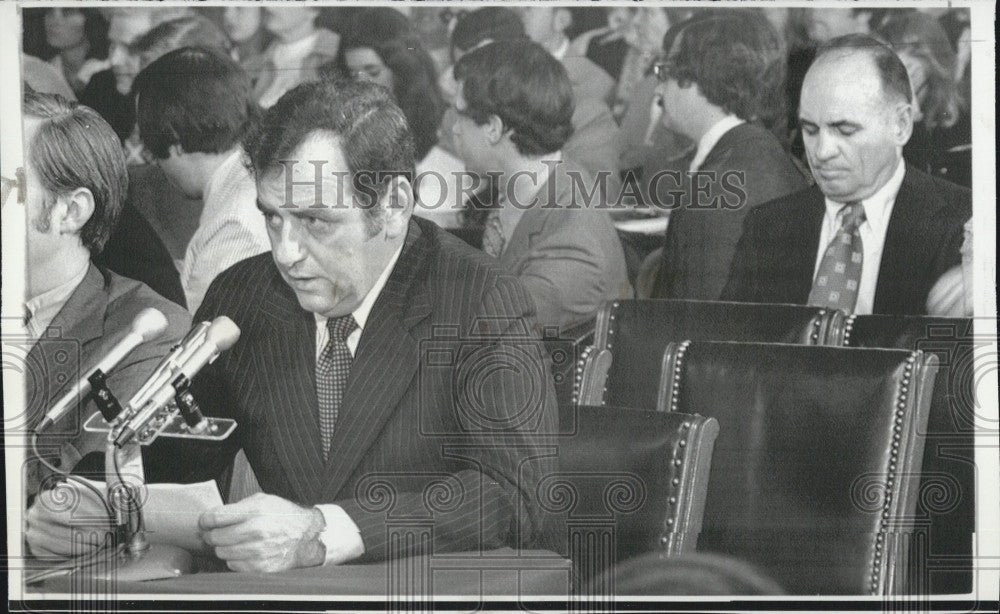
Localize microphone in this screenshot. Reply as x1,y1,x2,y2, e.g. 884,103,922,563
123,321,210,415
114,316,240,447
37,308,168,431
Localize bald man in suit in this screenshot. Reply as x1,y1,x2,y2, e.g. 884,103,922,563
723,35,969,315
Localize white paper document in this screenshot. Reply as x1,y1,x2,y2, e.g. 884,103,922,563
76,478,223,552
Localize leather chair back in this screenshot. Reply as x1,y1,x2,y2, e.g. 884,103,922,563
579,299,843,408
544,405,718,584
541,319,596,408
834,315,977,594
661,341,937,594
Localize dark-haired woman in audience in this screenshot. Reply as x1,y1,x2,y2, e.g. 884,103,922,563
881,12,971,188
42,7,108,95
327,7,466,229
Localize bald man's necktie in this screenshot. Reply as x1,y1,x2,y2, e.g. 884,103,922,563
316,315,358,460
482,210,506,258
809,201,866,312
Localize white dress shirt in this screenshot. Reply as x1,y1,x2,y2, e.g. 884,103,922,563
311,244,403,564
24,261,89,346
413,145,466,229
180,149,270,313
688,115,745,173
813,160,906,315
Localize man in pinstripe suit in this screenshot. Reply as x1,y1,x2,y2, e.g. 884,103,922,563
186,81,558,572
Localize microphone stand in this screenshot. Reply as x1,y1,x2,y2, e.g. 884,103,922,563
81,373,195,583
94,425,194,582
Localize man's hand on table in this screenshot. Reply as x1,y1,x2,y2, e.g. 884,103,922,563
199,493,364,572
26,483,111,559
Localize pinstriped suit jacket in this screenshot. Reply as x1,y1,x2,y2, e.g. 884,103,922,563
193,217,558,562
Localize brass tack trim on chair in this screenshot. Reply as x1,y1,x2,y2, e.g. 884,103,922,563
660,419,689,551
667,341,691,413
607,301,620,350
869,351,918,595
572,346,592,405
843,314,857,345
810,310,825,343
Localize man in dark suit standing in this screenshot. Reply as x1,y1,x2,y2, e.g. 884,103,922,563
649,12,806,300
723,35,970,315
19,91,190,545
178,81,555,571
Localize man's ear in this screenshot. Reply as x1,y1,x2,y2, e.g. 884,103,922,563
57,187,96,235
381,175,414,239
486,114,506,145
892,101,915,146
554,8,572,35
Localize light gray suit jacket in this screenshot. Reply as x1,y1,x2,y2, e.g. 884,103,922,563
499,159,633,332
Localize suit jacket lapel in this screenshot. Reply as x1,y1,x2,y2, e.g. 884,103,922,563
26,264,105,443
500,161,571,272
321,220,433,500
873,165,936,314
789,186,826,303
257,266,329,500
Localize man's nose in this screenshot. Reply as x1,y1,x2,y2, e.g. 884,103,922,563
272,222,306,269
812,130,839,161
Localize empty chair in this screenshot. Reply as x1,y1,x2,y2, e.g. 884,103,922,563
660,341,938,594
836,315,977,595
544,404,718,587
576,299,844,407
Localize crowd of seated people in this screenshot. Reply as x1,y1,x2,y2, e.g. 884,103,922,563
16,3,979,596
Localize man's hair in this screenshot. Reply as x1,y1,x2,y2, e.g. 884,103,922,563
243,79,415,215
133,15,233,68
454,40,574,157
134,47,257,160
814,33,912,105
451,7,527,57
666,11,787,124
23,89,127,255
330,7,445,161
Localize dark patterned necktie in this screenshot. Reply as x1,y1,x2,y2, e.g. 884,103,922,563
316,315,358,460
809,201,866,312
482,210,505,258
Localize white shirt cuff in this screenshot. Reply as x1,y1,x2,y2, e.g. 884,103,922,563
315,504,365,565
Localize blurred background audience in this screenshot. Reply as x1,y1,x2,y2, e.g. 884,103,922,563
19,3,975,316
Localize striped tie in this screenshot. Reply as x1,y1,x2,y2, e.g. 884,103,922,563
809,201,866,312
316,315,358,460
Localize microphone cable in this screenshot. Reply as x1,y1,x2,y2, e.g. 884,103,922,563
25,430,121,584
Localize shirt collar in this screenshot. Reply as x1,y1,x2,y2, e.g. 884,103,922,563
689,115,745,172
272,31,320,65
551,37,570,62
314,243,403,333
496,158,559,245
823,159,906,235
25,260,90,337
